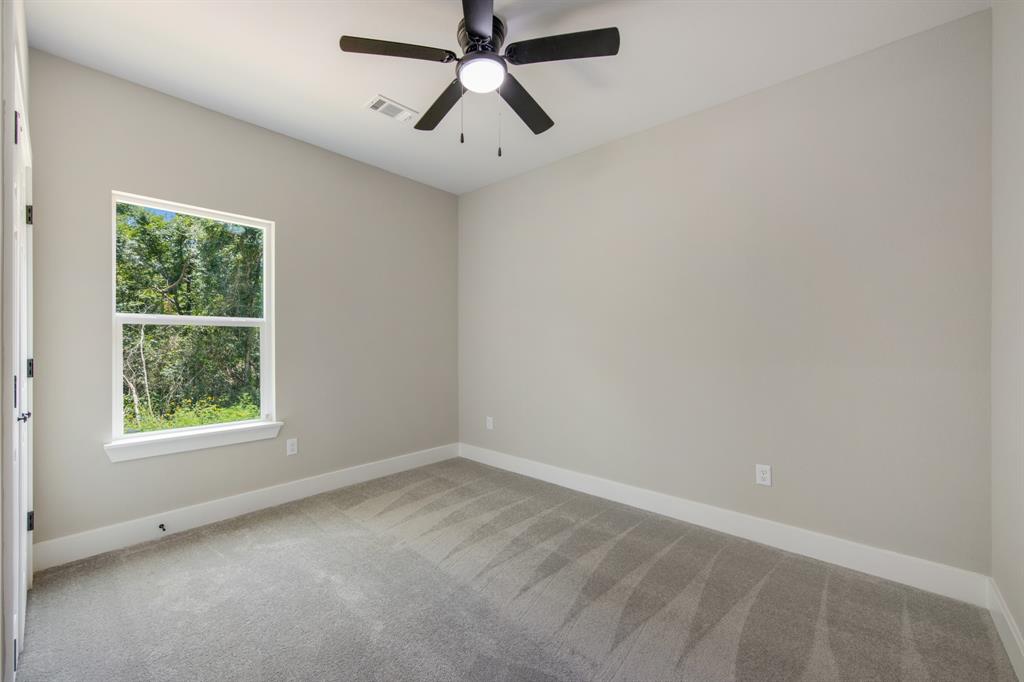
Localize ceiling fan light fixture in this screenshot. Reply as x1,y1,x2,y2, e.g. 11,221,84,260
457,53,506,93
339,1,619,134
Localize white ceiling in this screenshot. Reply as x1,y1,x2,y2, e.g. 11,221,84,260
26,0,989,195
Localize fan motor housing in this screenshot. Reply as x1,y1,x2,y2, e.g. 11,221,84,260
457,16,506,55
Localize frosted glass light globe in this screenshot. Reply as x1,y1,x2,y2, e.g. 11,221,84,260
458,55,507,94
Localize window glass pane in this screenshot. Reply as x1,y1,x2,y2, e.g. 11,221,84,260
116,202,263,317
122,324,260,433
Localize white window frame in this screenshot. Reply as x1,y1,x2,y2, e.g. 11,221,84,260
104,191,281,462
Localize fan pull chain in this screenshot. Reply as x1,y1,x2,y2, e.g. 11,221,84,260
497,94,503,157
460,94,465,144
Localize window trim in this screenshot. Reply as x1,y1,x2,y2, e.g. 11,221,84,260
104,420,283,462
104,191,279,462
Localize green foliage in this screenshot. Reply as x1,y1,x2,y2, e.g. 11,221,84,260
116,202,263,317
117,203,264,434
125,395,260,433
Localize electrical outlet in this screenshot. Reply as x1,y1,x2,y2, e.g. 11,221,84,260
486,416,494,430
755,464,772,487
286,438,298,456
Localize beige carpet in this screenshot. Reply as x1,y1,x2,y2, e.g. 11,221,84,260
19,458,1017,681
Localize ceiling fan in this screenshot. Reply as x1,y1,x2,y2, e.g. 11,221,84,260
339,0,620,135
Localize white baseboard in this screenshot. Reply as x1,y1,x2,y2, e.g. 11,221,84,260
459,443,991,608
33,442,459,571
989,579,1024,680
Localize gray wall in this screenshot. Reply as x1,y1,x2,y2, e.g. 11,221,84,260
459,13,992,573
991,0,1024,633
30,51,458,543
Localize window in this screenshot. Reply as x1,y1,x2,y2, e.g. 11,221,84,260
104,192,280,461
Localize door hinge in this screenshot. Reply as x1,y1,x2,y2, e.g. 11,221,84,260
25,204,32,225
14,110,19,145
27,358,34,378
12,638,16,671
26,511,33,532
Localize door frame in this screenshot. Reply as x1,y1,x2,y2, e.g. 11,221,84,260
1,10,32,679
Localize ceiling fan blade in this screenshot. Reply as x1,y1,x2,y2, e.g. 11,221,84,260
498,74,554,135
339,36,456,63
415,80,465,131
462,0,494,39
505,27,620,65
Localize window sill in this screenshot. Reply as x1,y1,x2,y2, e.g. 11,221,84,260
104,420,284,462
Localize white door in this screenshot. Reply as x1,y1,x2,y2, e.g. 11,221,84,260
4,47,32,678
